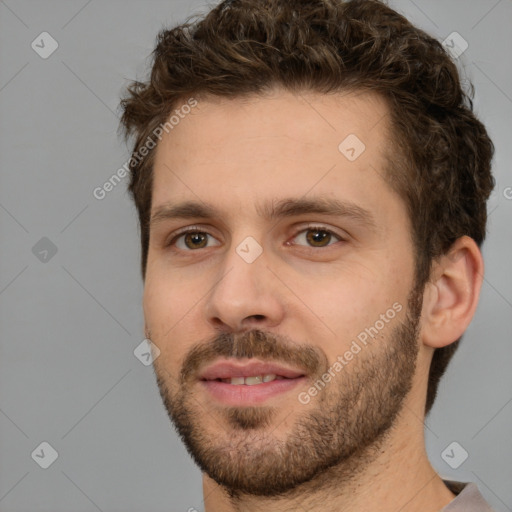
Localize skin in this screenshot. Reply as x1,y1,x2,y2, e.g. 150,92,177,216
143,88,484,512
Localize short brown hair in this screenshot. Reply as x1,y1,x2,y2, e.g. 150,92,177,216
119,0,495,416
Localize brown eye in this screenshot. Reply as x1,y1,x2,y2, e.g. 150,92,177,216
306,229,332,247
168,230,220,251
292,226,342,248
183,232,208,249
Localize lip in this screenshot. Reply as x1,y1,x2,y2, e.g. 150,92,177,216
198,359,306,380
200,377,307,405
197,359,307,406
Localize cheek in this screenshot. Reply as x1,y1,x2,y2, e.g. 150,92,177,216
309,286,384,344
142,278,188,350
143,286,184,377
143,260,190,322
143,281,167,327
143,269,207,363
291,262,407,345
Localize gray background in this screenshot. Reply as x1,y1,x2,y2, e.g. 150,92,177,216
0,0,511,511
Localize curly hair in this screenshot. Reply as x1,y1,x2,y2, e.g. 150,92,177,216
119,0,495,416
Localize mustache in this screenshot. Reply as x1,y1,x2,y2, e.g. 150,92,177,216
176,329,328,384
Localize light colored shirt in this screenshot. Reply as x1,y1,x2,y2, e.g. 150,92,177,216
441,480,496,511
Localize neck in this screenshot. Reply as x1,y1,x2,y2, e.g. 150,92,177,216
202,403,456,512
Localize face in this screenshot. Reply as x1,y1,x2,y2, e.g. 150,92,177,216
144,88,423,497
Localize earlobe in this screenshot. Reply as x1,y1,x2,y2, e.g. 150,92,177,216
421,236,484,349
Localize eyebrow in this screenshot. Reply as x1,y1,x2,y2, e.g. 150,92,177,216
150,196,377,231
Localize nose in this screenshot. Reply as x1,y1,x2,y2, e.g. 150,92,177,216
203,244,286,333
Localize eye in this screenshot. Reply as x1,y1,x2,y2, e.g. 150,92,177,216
166,225,344,252
167,228,220,251
289,225,344,249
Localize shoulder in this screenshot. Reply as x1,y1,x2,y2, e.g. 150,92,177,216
441,480,496,512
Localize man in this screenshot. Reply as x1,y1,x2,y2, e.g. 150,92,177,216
119,0,496,510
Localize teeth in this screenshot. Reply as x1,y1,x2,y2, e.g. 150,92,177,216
245,375,263,386
220,374,279,385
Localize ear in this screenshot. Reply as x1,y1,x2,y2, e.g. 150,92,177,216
420,236,484,349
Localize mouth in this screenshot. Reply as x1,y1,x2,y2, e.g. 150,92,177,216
198,359,307,405
206,374,294,385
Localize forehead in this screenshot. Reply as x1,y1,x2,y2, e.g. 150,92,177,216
150,88,399,223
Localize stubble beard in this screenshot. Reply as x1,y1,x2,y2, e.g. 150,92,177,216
152,286,422,499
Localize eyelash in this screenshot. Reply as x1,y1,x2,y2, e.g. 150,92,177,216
166,225,345,252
